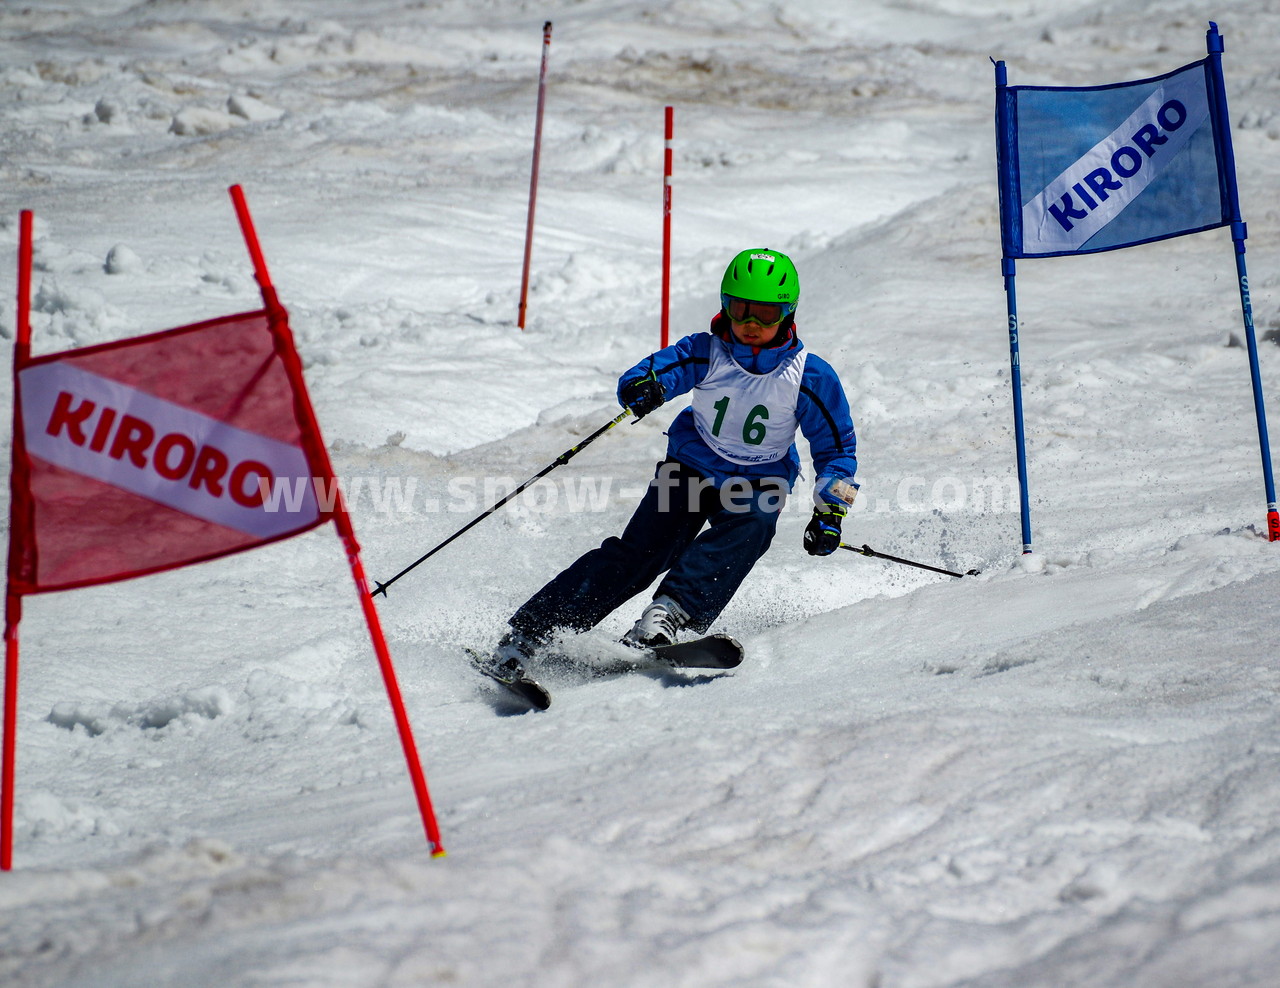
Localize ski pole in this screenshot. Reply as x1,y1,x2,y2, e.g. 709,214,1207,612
839,542,980,578
371,409,632,597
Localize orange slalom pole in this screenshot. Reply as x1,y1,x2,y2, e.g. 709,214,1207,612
228,186,445,857
2,210,34,870
14,211,30,354
1,593,19,871
517,21,552,330
337,528,447,857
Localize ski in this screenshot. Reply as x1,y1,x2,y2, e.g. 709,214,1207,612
638,633,744,670
465,648,551,711
464,634,741,710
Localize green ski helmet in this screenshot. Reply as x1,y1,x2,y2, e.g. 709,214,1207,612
720,248,799,325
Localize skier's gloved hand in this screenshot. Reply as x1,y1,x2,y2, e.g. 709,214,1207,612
620,375,665,420
804,505,845,557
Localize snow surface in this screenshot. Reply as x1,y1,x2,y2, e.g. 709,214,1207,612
3,0,1280,985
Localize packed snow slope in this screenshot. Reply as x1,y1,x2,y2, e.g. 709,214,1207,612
3,1,1280,985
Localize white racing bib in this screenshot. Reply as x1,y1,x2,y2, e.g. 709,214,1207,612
691,342,807,465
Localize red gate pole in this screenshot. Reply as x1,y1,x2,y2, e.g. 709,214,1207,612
229,186,446,857
2,210,34,871
1,590,19,871
661,106,673,348
517,21,553,330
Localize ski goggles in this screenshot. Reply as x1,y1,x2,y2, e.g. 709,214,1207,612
721,294,796,327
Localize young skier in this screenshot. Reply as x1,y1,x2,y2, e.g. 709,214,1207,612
486,247,858,681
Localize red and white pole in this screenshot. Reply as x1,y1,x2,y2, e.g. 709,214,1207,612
661,106,673,349
517,21,553,330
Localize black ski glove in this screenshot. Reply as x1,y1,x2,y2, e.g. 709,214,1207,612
804,505,845,557
620,375,665,420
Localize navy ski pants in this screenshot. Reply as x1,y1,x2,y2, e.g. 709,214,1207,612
510,459,786,641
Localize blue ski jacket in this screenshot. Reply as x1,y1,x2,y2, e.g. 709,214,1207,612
617,313,858,507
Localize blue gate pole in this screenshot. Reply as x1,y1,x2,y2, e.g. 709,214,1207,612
1206,22,1279,540
1003,257,1033,553
994,59,1034,553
